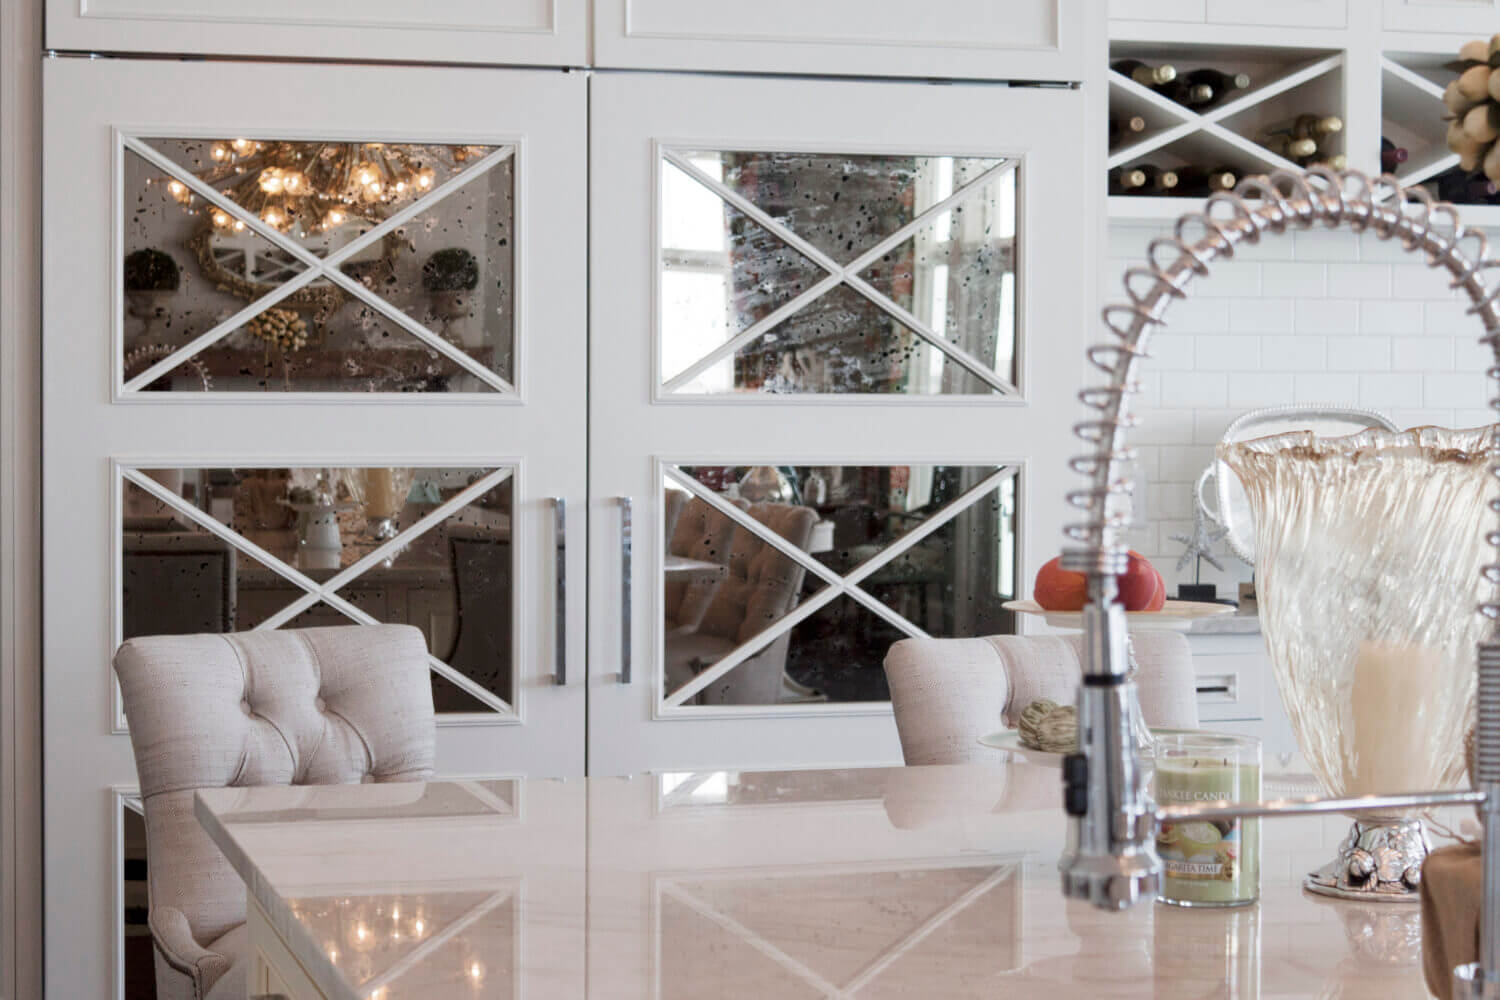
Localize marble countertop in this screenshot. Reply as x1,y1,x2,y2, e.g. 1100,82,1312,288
196,764,1455,999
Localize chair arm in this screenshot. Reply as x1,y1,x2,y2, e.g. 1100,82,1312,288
149,906,232,998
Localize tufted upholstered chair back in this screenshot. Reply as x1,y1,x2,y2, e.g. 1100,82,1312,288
114,624,436,1000
883,632,1198,766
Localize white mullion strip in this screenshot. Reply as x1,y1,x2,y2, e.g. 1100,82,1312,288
360,888,513,996
318,146,515,269
659,771,714,807
254,589,326,631
318,467,512,595
660,271,843,394
319,266,514,393
663,467,841,587
317,588,513,714
662,148,843,274
842,585,930,640
842,275,1016,394
659,882,849,999
663,585,845,708
1381,55,1446,101
121,267,323,392
838,865,1015,995
122,137,323,268
120,468,325,595
842,466,1018,589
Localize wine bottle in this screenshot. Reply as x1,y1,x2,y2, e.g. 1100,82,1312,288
1180,68,1251,98
1266,134,1318,161
1434,165,1499,204
1264,114,1342,139
1312,154,1347,172
1173,166,1238,196
1109,115,1147,145
1112,59,1177,87
1161,80,1216,107
1380,138,1409,171
1110,165,1177,195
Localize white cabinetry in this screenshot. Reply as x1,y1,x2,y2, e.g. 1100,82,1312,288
46,0,589,65
592,0,1092,81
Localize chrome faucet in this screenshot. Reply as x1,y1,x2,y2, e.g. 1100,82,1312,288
1061,167,1500,992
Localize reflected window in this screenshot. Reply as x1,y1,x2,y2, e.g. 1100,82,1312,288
660,149,1018,396
660,464,1019,708
120,464,513,715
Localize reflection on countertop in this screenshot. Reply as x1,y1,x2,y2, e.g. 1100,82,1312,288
196,763,1450,999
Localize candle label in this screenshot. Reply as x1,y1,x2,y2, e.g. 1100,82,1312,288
1156,818,1241,882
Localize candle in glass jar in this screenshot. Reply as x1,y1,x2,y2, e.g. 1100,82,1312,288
1153,733,1261,907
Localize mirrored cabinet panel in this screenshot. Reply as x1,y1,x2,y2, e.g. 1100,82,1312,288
660,464,1019,708
122,137,516,394
660,150,1019,397
119,465,516,715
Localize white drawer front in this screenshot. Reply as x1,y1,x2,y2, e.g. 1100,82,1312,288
1192,652,1265,722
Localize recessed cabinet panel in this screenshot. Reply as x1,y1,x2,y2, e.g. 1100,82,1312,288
593,0,1093,81
1383,0,1500,32
1205,0,1345,27
1109,0,1206,20
47,0,586,65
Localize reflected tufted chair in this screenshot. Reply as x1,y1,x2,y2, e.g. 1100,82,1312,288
114,624,436,1000
883,632,1198,766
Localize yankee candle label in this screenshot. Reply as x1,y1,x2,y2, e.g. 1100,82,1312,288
1157,820,1241,882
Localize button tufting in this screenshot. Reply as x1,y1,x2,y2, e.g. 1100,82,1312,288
239,700,252,716
314,696,327,712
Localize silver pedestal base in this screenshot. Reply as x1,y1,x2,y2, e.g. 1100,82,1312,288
1303,818,1430,902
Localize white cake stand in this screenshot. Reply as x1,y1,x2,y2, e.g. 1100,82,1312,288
1002,599,1235,750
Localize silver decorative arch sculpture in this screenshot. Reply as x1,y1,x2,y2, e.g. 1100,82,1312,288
1059,166,1500,988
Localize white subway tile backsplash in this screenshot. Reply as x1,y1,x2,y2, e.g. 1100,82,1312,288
1261,261,1326,298
1326,263,1391,299
1391,337,1454,373
1359,373,1423,408
1359,300,1423,336
1105,221,1500,591
1148,334,1197,370
1423,372,1488,409
1327,336,1389,371
1293,372,1358,404
1229,297,1294,334
1291,229,1360,261
1198,261,1261,298
1159,371,1228,408
1262,335,1326,370
1196,335,1259,371
1294,298,1358,335
1227,372,1294,407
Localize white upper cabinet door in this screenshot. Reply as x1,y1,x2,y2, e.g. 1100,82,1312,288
592,0,1098,81
46,0,587,64
1384,0,1500,33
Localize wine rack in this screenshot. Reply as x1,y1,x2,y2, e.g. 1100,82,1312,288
1107,41,1344,218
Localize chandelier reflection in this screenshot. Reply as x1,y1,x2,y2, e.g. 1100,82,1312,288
160,139,489,234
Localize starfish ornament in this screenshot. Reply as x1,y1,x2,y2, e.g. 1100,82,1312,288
1169,503,1228,573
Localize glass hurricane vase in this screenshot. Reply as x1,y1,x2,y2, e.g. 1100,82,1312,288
1218,425,1494,900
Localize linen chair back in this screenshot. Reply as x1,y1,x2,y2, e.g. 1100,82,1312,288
883,632,1198,765
115,624,436,998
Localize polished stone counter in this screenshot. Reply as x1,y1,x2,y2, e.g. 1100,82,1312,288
196,764,1456,999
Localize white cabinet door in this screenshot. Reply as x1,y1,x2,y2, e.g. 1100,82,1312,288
46,0,587,65
43,58,586,998
592,0,1097,81
587,72,1095,774
1109,0,1205,20
1383,0,1500,32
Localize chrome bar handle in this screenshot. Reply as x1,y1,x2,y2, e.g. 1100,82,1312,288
619,497,633,684
550,497,566,686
